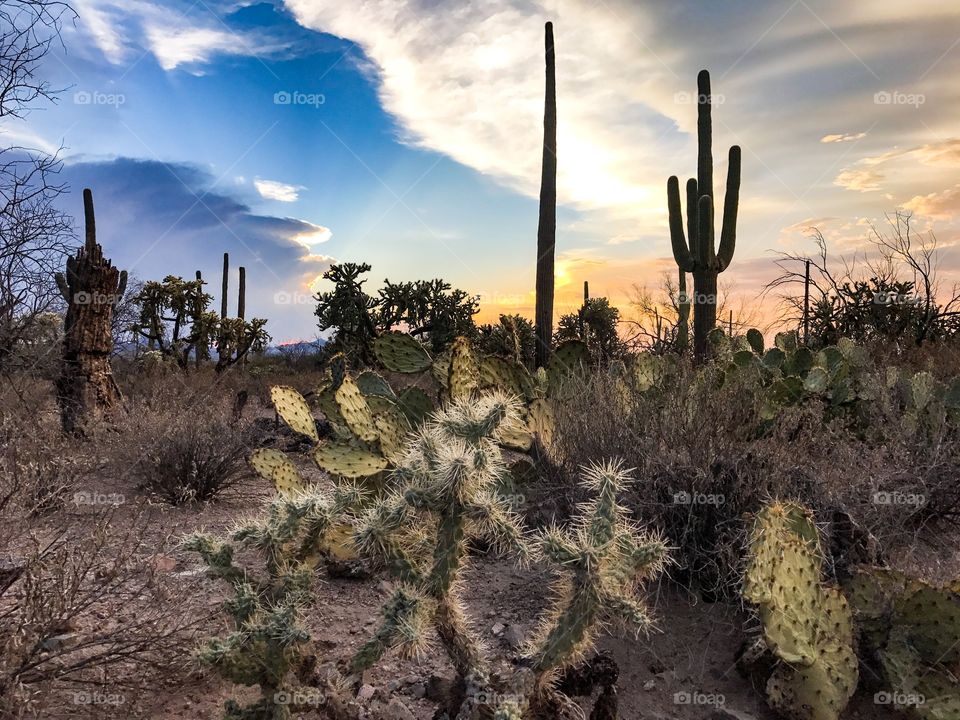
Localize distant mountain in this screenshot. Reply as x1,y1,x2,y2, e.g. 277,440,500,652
264,339,327,356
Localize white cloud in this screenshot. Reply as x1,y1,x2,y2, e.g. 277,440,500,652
255,179,304,203
72,0,285,71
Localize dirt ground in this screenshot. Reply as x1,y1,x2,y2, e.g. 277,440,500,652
29,459,915,720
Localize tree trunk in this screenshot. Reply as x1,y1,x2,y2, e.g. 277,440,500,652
534,21,557,369
55,189,125,434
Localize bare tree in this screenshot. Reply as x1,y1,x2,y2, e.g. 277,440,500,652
0,1,76,370
766,212,960,346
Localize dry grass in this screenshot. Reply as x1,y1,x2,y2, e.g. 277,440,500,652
551,350,960,598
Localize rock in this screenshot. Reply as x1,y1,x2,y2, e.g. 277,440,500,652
357,684,377,702
643,679,656,691
409,683,427,699
503,625,525,649
150,554,177,572
41,633,78,652
491,622,505,635
426,674,454,702
384,698,416,720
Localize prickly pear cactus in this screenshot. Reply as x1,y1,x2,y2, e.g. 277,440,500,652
249,448,304,495
846,566,960,720
373,331,433,373
744,501,858,720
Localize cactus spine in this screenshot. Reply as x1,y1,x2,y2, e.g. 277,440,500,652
668,70,741,360
534,20,557,369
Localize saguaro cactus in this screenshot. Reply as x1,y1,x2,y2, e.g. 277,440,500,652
668,70,741,360
55,189,127,433
534,21,557,369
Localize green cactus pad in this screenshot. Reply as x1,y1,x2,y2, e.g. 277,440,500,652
314,383,346,425
396,387,434,427
270,386,319,443
356,371,398,400
775,331,798,353
804,367,829,394
479,356,530,399
448,336,479,400
762,347,786,369
314,442,388,479
374,407,410,465
335,376,379,443
547,340,587,395
746,328,764,354
248,448,304,495
745,501,856,720
373,331,433,373
633,353,664,391
527,398,555,449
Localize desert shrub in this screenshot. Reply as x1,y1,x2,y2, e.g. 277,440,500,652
554,296,627,364
116,399,257,505
552,360,960,598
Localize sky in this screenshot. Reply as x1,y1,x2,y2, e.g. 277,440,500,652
7,0,960,342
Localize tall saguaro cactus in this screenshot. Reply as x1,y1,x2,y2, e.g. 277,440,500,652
55,189,127,433
534,21,557,369
668,70,741,359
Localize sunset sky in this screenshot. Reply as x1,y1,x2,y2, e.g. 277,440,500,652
9,0,960,342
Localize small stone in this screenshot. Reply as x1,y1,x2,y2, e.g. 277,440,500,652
41,633,78,652
357,684,376,701
643,679,656,691
503,625,525,649
384,698,415,720
409,683,427,699
491,622,505,635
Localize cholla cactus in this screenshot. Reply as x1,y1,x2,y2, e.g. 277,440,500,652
528,461,668,675
183,483,363,719
350,393,530,720
352,420,668,718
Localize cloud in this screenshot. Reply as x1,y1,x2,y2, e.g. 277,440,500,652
834,168,884,192
58,157,334,341
254,179,304,203
71,0,295,71
904,185,960,220
821,133,867,143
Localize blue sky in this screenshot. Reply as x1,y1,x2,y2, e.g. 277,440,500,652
8,0,960,341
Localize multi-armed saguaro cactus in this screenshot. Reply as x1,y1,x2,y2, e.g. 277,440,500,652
55,188,127,433
743,501,859,720
668,70,741,360
184,483,364,719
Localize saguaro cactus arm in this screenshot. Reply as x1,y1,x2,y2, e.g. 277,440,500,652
534,21,557,368
668,176,695,271
718,145,741,270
